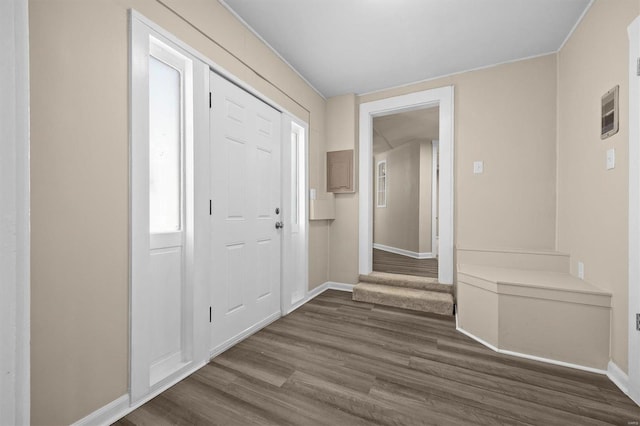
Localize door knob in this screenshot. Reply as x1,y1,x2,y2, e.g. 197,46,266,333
275,221,284,229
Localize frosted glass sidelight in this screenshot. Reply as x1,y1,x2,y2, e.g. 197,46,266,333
149,56,182,233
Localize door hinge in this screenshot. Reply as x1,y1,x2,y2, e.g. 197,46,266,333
209,199,212,215
209,92,212,108
636,313,640,331
209,306,212,323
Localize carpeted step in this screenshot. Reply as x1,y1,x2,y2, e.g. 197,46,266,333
359,271,451,294
353,283,454,316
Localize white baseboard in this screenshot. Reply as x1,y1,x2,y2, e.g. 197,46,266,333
209,311,281,359
71,394,130,426
373,243,434,259
455,316,607,376
607,360,630,396
327,281,355,292
284,281,354,315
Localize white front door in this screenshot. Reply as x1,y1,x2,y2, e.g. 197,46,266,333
209,72,282,355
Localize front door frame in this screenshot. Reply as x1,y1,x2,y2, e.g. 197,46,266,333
129,9,309,406
358,86,455,284
626,15,640,406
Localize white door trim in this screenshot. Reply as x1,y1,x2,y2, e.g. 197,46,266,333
359,87,454,284
627,15,640,406
0,0,30,424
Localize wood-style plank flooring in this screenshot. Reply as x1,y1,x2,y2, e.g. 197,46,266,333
373,248,438,278
115,290,640,426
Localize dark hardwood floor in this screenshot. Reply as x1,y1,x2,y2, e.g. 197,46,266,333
373,248,438,278
115,290,639,426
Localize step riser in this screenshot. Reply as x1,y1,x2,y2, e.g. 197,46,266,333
353,287,454,316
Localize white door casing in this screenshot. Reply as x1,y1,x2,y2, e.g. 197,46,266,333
627,15,640,406
281,116,309,313
0,0,30,423
359,86,455,284
209,72,282,356
130,17,209,404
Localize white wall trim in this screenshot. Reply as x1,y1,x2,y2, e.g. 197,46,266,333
360,86,454,283
455,319,608,376
373,243,434,260
71,395,130,426
628,15,640,406
326,281,355,292
608,361,630,397
0,0,30,424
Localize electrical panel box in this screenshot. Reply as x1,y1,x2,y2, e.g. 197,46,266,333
327,149,354,193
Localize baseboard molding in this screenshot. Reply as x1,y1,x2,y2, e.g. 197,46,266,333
607,360,630,396
326,281,355,292
373,243,434,259
209,311,281,359
71,394,130,426
455,316,607,376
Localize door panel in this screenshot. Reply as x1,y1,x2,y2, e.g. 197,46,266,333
210,72,282,354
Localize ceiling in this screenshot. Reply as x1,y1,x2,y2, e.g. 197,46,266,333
221,0,591,98
373,106,439,155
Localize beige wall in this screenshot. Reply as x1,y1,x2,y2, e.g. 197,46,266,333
325,54,558,285
361,54,558,252
326,94,360,283
373,140,432,254
557,0,638,373
29,0,327,424
419,141,433,253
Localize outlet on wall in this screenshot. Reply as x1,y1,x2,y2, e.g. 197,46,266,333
577,261,584,280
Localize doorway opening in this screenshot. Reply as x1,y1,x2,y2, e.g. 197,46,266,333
359,86,454,284
371,107,439,278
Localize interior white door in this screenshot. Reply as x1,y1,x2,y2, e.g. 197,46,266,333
209,72,282,354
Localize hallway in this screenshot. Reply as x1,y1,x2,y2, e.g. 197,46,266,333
373,248,438,278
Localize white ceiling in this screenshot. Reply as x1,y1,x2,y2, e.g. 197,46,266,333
373,107,439,154
221,0,591,98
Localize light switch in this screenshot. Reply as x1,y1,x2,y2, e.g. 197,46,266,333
473,161,484,174
606,148,615,170
310,188,317,200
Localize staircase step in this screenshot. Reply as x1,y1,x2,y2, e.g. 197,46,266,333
359,272,451,293
353,283,454,316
